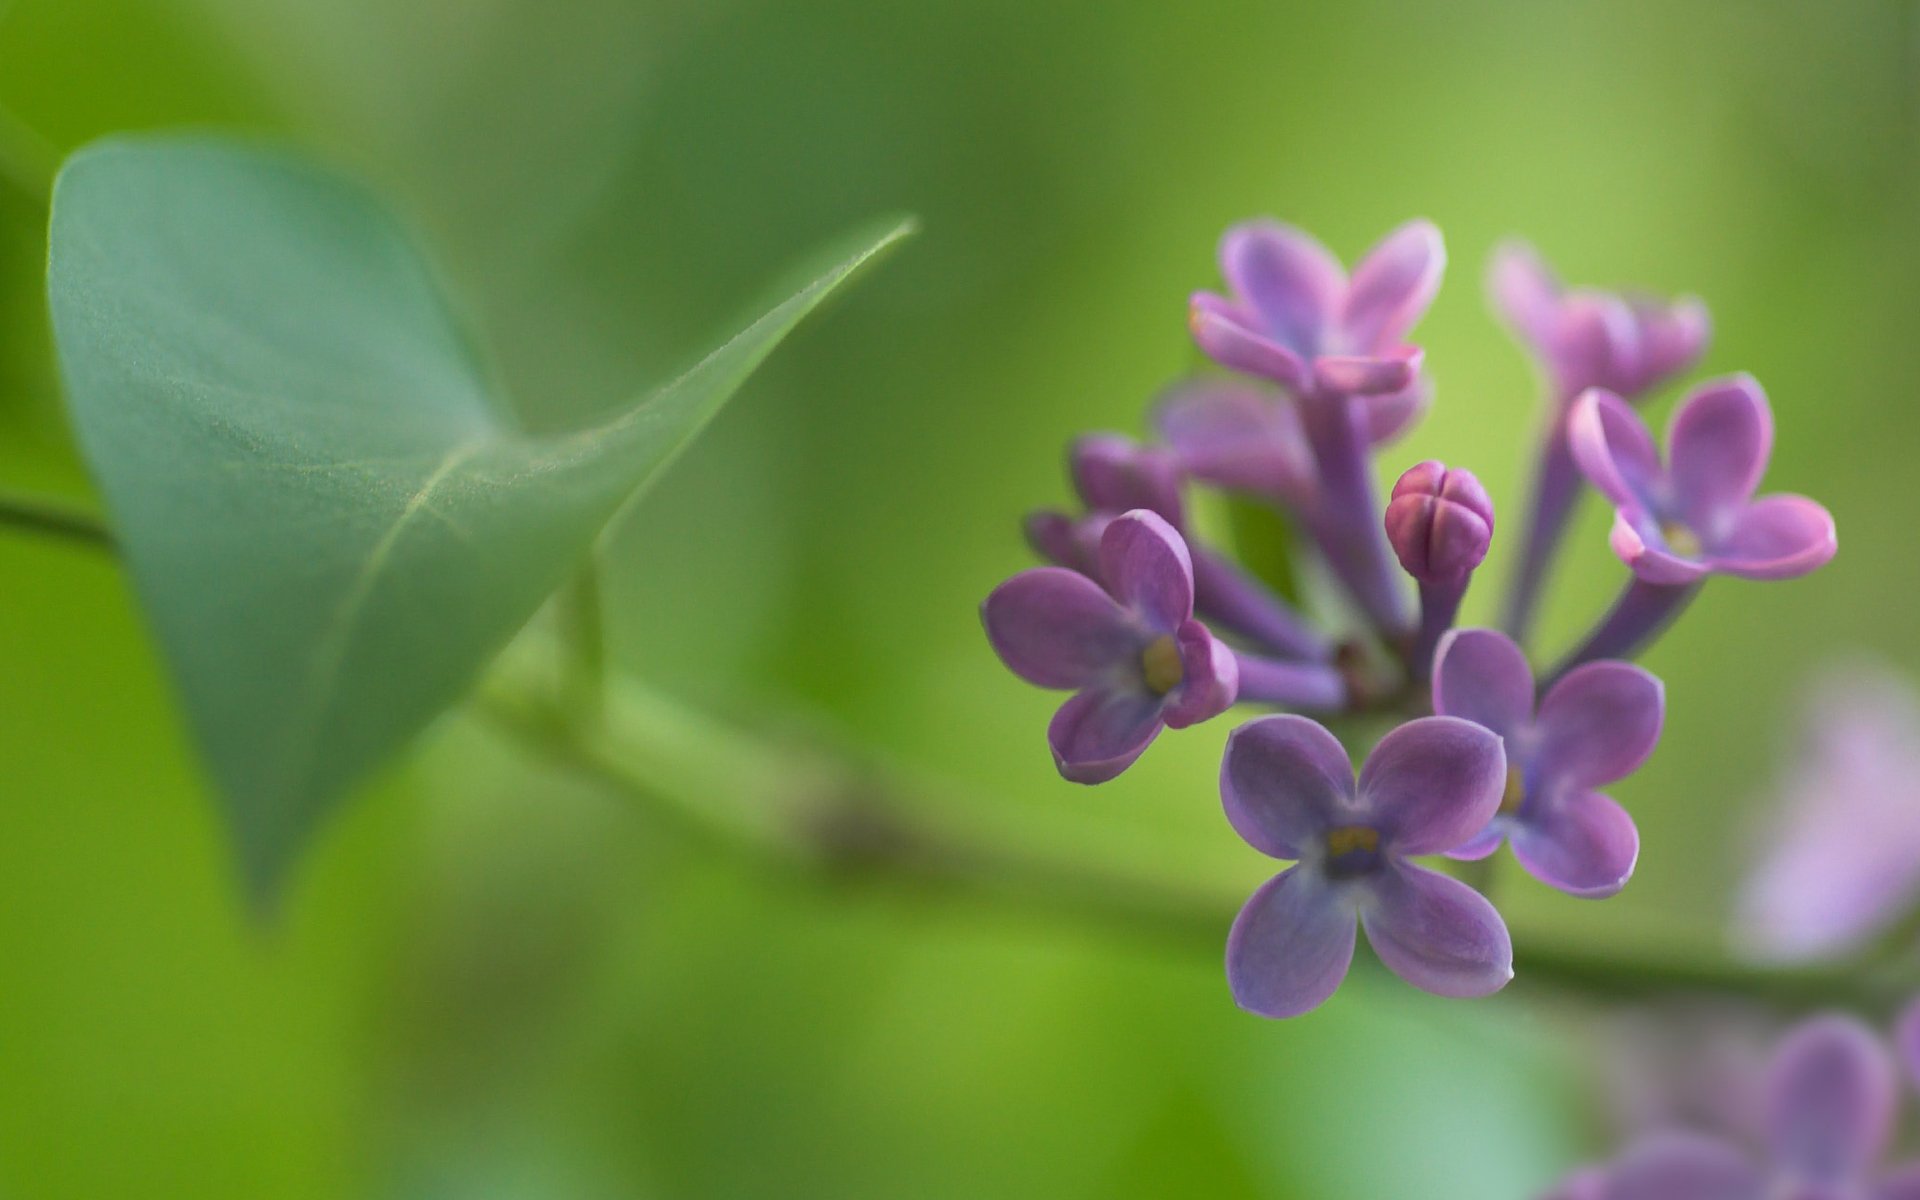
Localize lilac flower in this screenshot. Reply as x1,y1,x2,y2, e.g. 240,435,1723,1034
983,510,1237,783
1585,1016,1920,1200
1222,713,1512,1017
1491,240,1709,403
1569,375,1836,586
1735,665,1920,964
1188,218,1443,406
1431,628,1663,897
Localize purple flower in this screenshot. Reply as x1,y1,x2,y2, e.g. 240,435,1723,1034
983,510,1237,783
1591,1016,1920,1200
1490,239,1709,402
1569,375,1837,584
1431,628,1663,897
1221,713,1512,1017
1188,218,1442,416
1385,460,1494,586
1735,664,1920,963
1067,433,1187,524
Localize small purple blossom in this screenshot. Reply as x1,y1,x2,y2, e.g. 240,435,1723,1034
1572,1016,1920,1200
1385,460,1494,586
983,510,1237,783
1569,375,1837,585
1735,664,1920,964
1490,240,1709,403
1187,219,1440,447
1432,628,1663,897
1222,713,1512,1017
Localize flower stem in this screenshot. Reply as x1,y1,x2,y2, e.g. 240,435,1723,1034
1502,408,1581,647
0,490,114,550
1231,650,1346,711
560,556,608,721
1547,578,1700,685
1407,577,1466,683
1190,546,1328,662
1297,395,1409,639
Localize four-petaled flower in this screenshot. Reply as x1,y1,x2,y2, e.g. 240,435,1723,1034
1188,219,1442,417
1432,628,1663,898
982,510,1236,783
1592,1016,1920,1200
1490,239,1709,402
1222,713,1513,1017
1570,375,1836,584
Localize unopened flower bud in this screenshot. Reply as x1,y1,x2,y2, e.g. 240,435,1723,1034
1384,461,1494,584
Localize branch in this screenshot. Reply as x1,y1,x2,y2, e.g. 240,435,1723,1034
0,490,114,550
474,640,1915,1018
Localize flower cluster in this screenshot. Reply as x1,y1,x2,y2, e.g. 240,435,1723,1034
980,219,1836,1017
1546,1005,1920,1200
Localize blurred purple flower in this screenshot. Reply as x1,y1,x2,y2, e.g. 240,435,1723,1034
983,510,1237,783
1578,1016,1920,1200
1431,628,1662,897
1569,375,1836,585
1221,713,1512,1016
1736,665,1920,963
1490,240,1709,403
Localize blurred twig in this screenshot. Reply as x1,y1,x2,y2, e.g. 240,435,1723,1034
474,639,1918,1019
0,99,57,207
0,490,113,549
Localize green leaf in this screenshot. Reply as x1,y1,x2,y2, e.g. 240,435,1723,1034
46,135,911,903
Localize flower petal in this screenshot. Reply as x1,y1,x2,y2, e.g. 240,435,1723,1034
1152,379,1316,502
1189,293,1310,390
1442,821,1507,862
1539,1166,1608,1200
1359,861,1512,998
1633,295,1710,392
1569,387,1664,512
1765,1015,1898,1184
1900,998,1920,1090
1047,687,1164,784
1487,238,1563,352
1430,628,1535,742
1022,509,1103,574
1312,347,1421,397
1221,714,1355,859
1162,619,1237,729
1357,716,1508,855
1069,434,1186,525
1707,494,1836,581
1097,509,1194,632
1877,1163,1920,1200
1534,660,1665,789
1225,865,1358,1018
1219,220,1344,357
982,566,1135,688
1668,375,1774,525
1612,512,1712,585
1601,1134,1764,1200
1555,293,1642,397
1510,789,1640,898
1359,377,1430,445
1342,219,1445,351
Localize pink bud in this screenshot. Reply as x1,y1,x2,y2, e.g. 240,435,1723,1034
1385,460,1494,584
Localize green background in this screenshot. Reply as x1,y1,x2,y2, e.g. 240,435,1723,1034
0,0,1910,1195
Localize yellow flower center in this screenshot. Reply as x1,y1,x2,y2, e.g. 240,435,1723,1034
1499,765,1526,816
1141,634,1184,695
1660,519,1703,559
1326,825,1380,858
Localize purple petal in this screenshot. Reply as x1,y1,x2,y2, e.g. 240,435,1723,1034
1877,1163,1920,1200
1358,715,1508,855
1162,619,1238,728
1047,687,1164,784
1219,220,1344,357
1900,998,1920,1090
1633,295,1710,391
1152,379,1316,502
1601,1135,1764,1200
1510,789,1640,898
982,567,1135,688
1226,865,1358,1018
1611,512,1713,585
1312,347,1421,397
1221,714,1355,859
1487,238,1563,351
1539,1166,1608,1200
1569,387,1664,512
1342,219,1445,352
1023,509,1104,574
1359,861,1512,999
1359,377,1430,445
1189,293,1311,390
1097,510,1194,632
1443,822,1506,862
1667,376,1774,525
1430,628,1535,741
1533,660,1665,789
1765,1015,1898,1184
1069,434,1186,525
1707,494,1836,581
1555,294,1643,397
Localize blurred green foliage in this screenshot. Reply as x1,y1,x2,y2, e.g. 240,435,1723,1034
0,0,1913,1196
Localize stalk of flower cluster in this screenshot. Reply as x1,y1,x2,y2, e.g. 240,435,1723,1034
1191,549,1330,662
1297,392,1410,639
1545,579,1698,686
1230,650,1347,711
1502,406,1581,647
